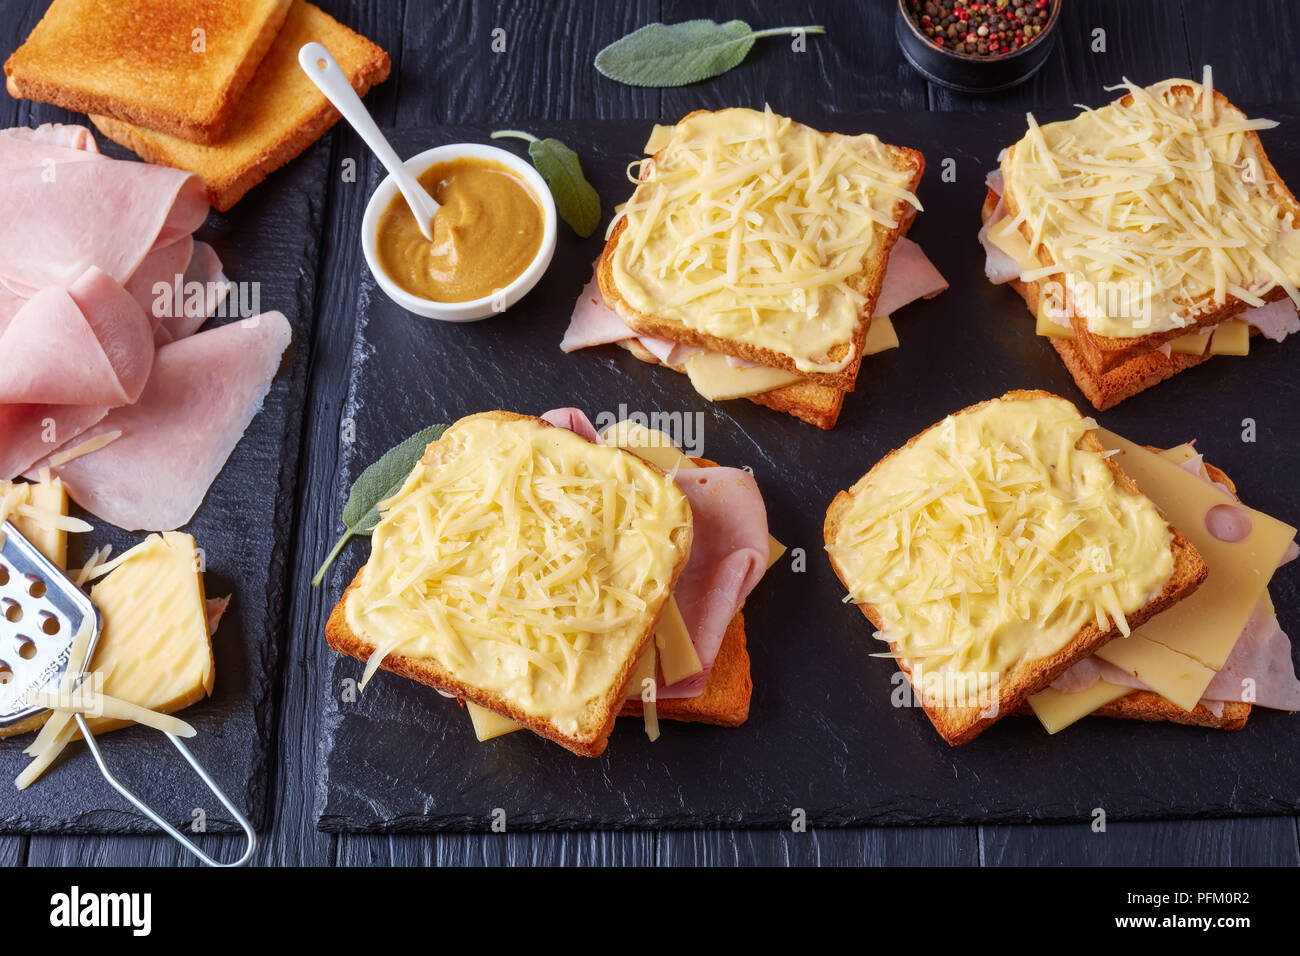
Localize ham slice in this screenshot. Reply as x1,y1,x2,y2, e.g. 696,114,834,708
1202,604,1300,710
44,313,292,531
0,139,207,291
873,237,948,317
0,266,153,406
542,408,770,700
0,403,109,479
0,122,99,153
1243,298,1300,342
559,269,632,352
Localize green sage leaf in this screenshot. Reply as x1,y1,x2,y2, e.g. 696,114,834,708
595,20,824,88
311,424,448,586
492,130,602,238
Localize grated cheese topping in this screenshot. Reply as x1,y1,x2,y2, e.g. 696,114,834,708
826,395,1174,700
610,107,921,373
999,71,1300,337
344,416,691,736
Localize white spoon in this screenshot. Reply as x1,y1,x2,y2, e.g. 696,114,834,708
298,42,440,241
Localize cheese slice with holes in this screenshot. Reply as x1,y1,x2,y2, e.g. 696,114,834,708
1098,430,1296,676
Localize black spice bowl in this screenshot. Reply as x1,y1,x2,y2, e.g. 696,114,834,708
895,0,1061,94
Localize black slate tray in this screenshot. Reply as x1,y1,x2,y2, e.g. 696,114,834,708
0,139,329,834
316,115,1300,832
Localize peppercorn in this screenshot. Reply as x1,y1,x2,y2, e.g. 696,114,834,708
906,0,1053,58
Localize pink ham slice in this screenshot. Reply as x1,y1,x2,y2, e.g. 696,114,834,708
1202,604,1300,710
559,269,631,352
873,237,948,316
542,407,770,700
0,139,207,291
1243,298,1300,342
0,403,109,479
44,312,292,531
0,123,99,153
165,241,231,342
0,266,153,406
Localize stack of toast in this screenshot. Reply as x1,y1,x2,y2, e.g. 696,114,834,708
825,390,1299,745
563,107,947,429
5,0,389,210
980,72,1300,409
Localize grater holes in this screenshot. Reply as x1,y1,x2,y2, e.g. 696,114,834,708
0,664,10,685
15,638,35,661
40,613,60,636
2,600,20,624
25,575,45,598
0,564,7,586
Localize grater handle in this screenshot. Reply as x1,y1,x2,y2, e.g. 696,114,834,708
73,714,257,867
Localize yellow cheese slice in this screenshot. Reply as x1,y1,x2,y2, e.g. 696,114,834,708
1093,635,1218,711
1034,304,1075,340
682,351,802,400
1028,680,1134,734
654,596,702,686
767,535,787,569
862,315,899,355
599,420,694,472
1158,444,1199,465
1098,429,1296,673
626,642,659,740
3,476,74,570
466,701,521,741
1209,319,1250,356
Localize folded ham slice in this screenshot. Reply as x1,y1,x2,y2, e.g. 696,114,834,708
0,122,99,153
43,312,292,531
873,237,949,317
0,132,207,292
0,266,154,407
542,407,770,700
0,403,110,480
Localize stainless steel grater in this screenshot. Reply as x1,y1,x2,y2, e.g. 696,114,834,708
0,520,256,866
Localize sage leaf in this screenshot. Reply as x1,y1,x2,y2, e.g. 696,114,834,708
311,424,448,586
595,20,825,87
492,129,602,238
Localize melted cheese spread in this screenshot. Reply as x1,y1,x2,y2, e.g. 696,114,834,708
999,73,1300,337
610,107,921,373
826,395,1174,699
344,416,691,736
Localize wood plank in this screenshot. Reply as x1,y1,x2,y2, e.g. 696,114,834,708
392,0,660,126
337,831,655,866
658,827,978,865
982,816,1300,866
0,837,25,867
659,0,926,118
1182,0,1300,103
930,0,1194,111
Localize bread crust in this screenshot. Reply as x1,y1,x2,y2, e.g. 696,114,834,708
823,389,1208,746
88,2,391,211
5,0,292,144
620,611,752,726
998,86,1300,372
598,109,924,391
323,411,694,759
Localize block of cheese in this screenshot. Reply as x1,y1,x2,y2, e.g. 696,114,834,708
0,475,88,570
1093,634,1218,711
1098,430,1296,673
1028,680,1134,734
862,315,899,356
1210,319,1250,356
80,532,213,732
1170,328,1212,355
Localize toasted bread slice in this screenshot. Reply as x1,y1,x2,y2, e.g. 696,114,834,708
599,109,924,392
620,611,752,726
824,390,1208,746
5,0,291,144
90,2,389,211
998,83,1300,373
325,411,693,758
616,338,846,430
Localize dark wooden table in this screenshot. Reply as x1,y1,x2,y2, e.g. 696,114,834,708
3,0,1298,866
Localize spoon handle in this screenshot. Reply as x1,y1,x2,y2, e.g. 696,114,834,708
298,42,440,236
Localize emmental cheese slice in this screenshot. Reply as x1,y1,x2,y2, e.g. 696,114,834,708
1097,430,1296,674
1093,634,1217,711
682,351,802,401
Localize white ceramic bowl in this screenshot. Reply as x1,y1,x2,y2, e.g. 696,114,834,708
361,143,557,322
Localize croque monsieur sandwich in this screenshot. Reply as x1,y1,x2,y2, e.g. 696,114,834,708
825,391,1299,745
981,70,1300,409
562,107,948,429
325,409,778,757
